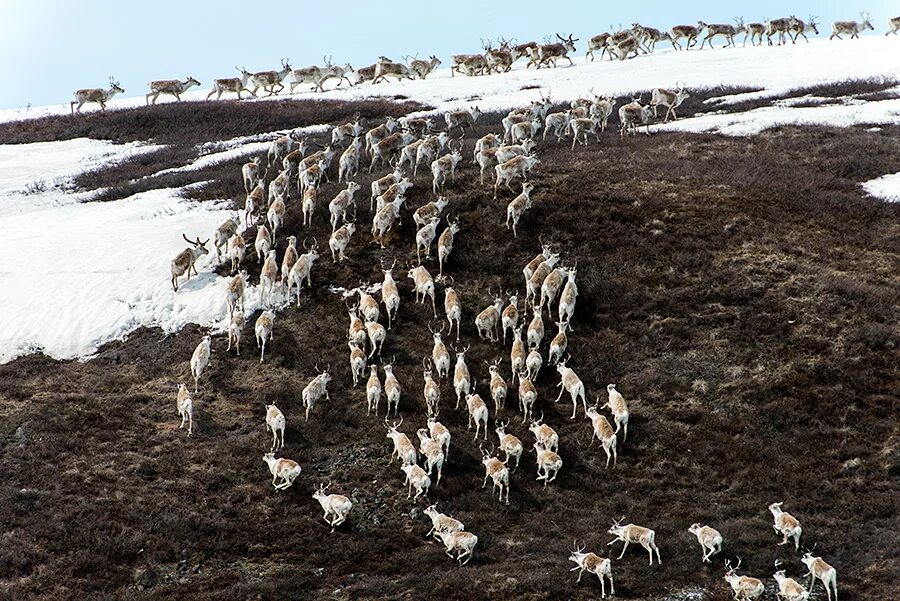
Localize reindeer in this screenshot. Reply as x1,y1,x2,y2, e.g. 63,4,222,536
650,84,690,122
555,360,587,419
602,384,630,441
486,359,508,416
607,517,661,565
586,32,613,61
408,265,437,317
450,53,487,77
206,67,252,100
518,373,537,424
800,550,838,601
466,384,490,441
227,233,246,274
317,56,355,90
494,418,523,470
480,443,510,504
302,365,332,420
265,403,285,451
70,77,124,113
289,63,323,93
498,293,519,345
509,118,542,145
543,110,571,142
744,22,767,46
329,221,356,263
425,414,451,461
353,284,380,323
214,216,240,261
377,178,414,215
529,412,558,452
262,452,301,491
496,139,536,164
384,362,402,416
372,194,406,248
485,39,514,73
373,58,416,83
370,131,416,173
534,33,579,68
548,320,569,365
723,558,765,601
788,15,819,43
511,326,527,384
249,59,292,96
410,55,442,78
348,340,367,387
435,530,478,565
586,403,617,467
611,34,642,61
768,502,802,550
417,428,445,486
437,216,460,277
287,239,319,306
452,345,472,409
532,441,562,485
365,117,400,159
443,281,462,342
430,150,463,192
831,13,874,39
380,261,401,329
525,347,542,382
526,302,544,349
260,250,279,307
634,24,671,52
558,266,578,325
475,292,505,342
766,18,793,45
416,217,440,263
353,63,379,85
365,365,382,416
887,16,900,36
280,236,299,284
540,263,568,317
329,182,361,231
245,182,264,228
402,463,431,499
773,562,811,601
444,106,482,133
415,132,451,178
429,324,451,380
669,24,703,50
619,98,653,137
424,503,464,539
171,234,209,291
494,155,540,197
176,384,193,436
569,541,614,596
312,483,353,531
254,310,275,363
226,309,244,356
269,131,306,167
267,193,287,237
687,523,723,562
698,19,746,48
338,138,364,184
145,76,200,105
365,319,387,359
347,303,368,349
301,365,331,421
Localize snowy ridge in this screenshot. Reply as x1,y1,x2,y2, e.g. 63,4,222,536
1,37,899,363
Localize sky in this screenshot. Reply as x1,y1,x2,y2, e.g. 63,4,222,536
0,0,896,110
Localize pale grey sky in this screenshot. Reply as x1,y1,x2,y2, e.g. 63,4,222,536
0,0,894,109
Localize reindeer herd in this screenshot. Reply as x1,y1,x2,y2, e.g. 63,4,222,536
152,63,853,594
68,12,899,113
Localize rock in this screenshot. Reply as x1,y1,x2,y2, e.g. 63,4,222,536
134,566,158,591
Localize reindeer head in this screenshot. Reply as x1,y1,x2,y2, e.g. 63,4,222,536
383,415,403,437
281,58,292,70
108,77,124,94
723,556,743,581
608,516,627,536
422,356,434,379
860,12,874,30
312,481,331,500
556,33,578,51
453,343,471,362
807,15,819,34
495,417,510,437
182,234,210,255
568,539,588,564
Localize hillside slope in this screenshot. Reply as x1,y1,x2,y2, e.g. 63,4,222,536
0,93,898,600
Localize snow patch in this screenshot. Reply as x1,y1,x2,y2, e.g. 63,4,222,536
861,172,900,202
